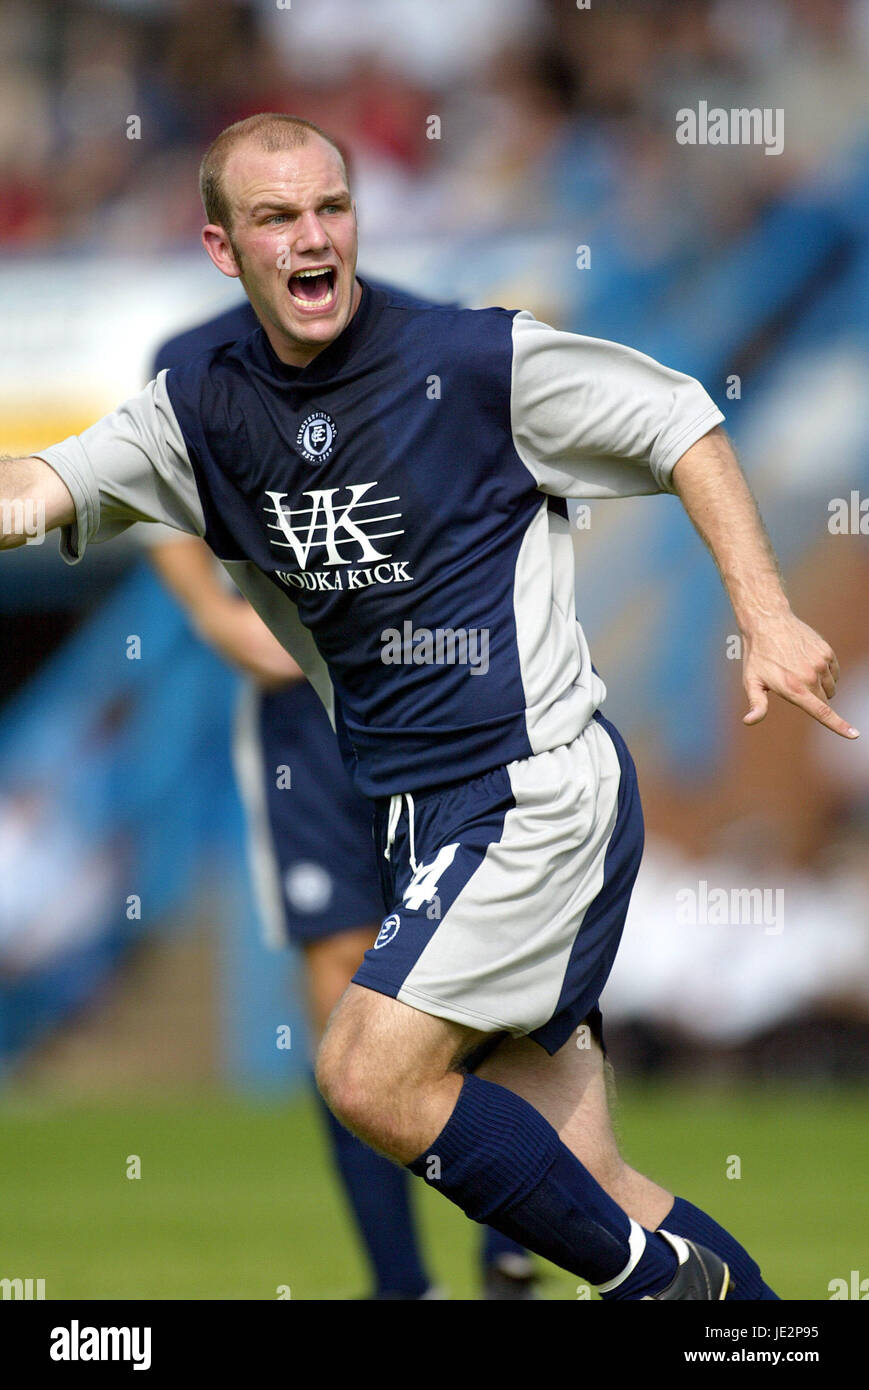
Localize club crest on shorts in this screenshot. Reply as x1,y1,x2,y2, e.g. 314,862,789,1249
374,913,401,949
297,412,337,464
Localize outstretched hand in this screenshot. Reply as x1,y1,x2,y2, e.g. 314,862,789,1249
742,612,859,739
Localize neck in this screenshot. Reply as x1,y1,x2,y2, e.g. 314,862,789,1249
259,277,363,367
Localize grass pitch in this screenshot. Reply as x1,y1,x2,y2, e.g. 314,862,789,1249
0,1082,865,1300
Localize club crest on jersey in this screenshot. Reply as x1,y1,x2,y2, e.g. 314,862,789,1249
374,914,401,949
296,412,337,464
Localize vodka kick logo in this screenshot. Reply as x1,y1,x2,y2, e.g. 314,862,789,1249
265,482,414,592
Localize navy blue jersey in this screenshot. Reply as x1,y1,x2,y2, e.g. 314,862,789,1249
40,279,723,798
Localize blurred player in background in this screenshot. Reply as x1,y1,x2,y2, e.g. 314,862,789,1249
142,297,535,1300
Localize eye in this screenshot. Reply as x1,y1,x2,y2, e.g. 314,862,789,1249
268,213,289,225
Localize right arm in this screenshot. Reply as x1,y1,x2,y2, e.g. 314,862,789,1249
3,373,206,564
0,456,75,548
4,383,330,708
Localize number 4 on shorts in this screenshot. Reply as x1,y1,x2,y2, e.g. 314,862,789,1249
402,843,460,911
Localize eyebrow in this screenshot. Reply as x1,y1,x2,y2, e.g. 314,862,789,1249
248,192,351,218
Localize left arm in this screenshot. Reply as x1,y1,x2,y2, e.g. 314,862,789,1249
507,315,858,740
671,426,858,740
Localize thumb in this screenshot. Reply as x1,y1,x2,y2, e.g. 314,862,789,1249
743,678,769,726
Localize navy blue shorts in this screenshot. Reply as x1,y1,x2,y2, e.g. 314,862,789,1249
232,681,384,946
352,711,644,1055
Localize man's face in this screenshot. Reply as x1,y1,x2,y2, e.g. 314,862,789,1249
204,137,361,367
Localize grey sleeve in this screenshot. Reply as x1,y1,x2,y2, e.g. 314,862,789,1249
33,371,206,564
510,312,725,499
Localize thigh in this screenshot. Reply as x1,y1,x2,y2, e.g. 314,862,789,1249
324,981,481,1088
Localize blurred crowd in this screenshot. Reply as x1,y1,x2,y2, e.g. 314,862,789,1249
2,0,868,1078
1,0,867,253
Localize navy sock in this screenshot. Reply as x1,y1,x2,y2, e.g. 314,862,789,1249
315,1090,431,1297
408,1073,677,1297
663,1197,780,1301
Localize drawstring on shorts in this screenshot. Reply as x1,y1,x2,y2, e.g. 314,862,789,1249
383,792,418,874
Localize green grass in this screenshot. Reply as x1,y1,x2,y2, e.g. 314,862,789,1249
0,1082,866,1300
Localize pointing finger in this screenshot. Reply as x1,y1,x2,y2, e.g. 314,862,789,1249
787,686,859,739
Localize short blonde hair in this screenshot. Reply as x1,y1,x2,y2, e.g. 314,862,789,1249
199,113,349,231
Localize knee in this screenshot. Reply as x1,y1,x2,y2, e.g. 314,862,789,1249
314,986,464,1161
316,1014,456,1164
314,1013,403,1154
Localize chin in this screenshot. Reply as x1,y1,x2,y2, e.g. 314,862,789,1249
295,317,340,343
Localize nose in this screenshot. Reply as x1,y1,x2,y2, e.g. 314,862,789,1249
294,208,330,255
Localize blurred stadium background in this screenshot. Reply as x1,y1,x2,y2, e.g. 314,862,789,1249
1,0,867,1299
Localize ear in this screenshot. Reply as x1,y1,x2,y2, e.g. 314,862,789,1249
202,224,242,279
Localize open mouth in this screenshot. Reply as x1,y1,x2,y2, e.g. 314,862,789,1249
288,266,336,310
